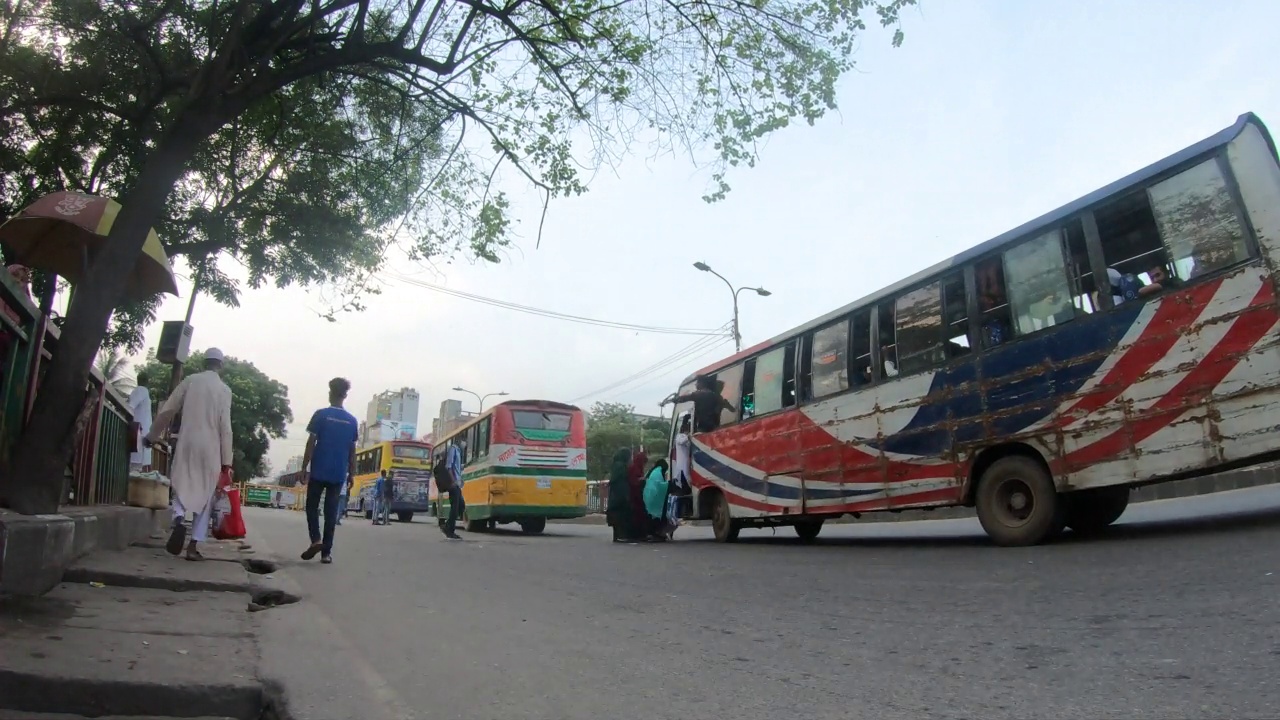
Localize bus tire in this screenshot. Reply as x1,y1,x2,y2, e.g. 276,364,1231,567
711,493,740,543
794,519,823,543
1063,487,1130,535
466,518,487,533
974,454,1060,547
364,506,373,520
396,511,413,523
519,517,547,534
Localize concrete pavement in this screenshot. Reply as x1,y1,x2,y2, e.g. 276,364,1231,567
0,539,278,719
244,485,1280,720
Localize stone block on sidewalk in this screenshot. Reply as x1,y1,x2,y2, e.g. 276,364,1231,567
0,580,261,718
62,544,253,594
0,511,75,597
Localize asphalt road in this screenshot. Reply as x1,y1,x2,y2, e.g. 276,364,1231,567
246,486,1280,720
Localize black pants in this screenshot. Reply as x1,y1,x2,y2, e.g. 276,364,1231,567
444,483,465,534
306,481,341,554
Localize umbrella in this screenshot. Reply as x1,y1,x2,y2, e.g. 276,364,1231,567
0,191,180,301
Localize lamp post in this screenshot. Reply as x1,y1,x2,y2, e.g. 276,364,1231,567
452,386,508,413
693,261,771,352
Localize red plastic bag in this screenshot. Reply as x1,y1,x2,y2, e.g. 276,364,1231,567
214,487,247,540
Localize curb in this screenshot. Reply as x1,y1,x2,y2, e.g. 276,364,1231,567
0,506,168,597
0,671,263,720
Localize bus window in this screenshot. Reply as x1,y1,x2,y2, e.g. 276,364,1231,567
807,320,850,399
512,410,572,432
1147,158,1249,280
715,364,745,426
748,345,790,416
975,257,1012,348
393,444,430,460
941,273,970,358
894,281,945,375
875,302,897,380
476,418,491,459
1094,189,1166,295
850,311,871,386
1004,229,1076,336
1062,219,1097,314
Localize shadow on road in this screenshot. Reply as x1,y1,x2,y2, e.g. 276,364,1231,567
676,503,1280,549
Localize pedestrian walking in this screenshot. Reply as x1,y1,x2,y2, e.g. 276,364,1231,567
144,349,233,562
381,469,395,524
437,440,466,539
128,370,153,471
372,469,391,525
336,475,350,526
301,377,359,564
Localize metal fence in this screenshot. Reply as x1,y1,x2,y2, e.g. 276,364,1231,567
1,274,133,507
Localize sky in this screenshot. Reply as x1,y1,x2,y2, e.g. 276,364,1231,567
123,0,1280,476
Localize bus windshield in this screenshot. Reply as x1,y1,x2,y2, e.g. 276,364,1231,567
512,410,572,432
393,445,430,460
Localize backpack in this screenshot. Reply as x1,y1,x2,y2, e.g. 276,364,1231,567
432,458,453,489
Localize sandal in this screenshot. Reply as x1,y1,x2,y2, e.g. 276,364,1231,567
185,547,205,562
301,542,323,560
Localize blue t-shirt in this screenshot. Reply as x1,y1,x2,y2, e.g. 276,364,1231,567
307,406,358,484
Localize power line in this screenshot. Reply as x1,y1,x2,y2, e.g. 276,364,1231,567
386,272,729,336
569,328,733,404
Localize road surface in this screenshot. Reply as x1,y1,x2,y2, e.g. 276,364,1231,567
247,486,1280,720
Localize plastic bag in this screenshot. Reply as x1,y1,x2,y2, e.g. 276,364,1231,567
213,487,247,540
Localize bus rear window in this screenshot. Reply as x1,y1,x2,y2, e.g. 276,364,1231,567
393,445,430,459
512,411,572,432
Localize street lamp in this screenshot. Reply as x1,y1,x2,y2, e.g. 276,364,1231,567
453,386,509,413
693,261,771,352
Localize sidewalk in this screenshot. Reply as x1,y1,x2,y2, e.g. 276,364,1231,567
0,537,291,719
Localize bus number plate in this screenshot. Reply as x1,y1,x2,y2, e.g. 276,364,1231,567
536,477,552,490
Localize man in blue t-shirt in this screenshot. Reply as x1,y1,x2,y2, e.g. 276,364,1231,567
301,377,359,564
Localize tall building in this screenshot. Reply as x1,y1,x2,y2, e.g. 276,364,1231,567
284,455,304,473
431,398,474,440
362,387,421,446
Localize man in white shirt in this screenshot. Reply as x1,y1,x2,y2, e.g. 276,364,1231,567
128,371,153,471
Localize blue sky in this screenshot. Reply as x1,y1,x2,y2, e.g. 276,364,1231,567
130,0,1280,474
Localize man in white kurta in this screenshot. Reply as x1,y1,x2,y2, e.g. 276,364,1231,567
144,348,234,561
127,370,153,470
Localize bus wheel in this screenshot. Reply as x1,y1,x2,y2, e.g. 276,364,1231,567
519,517,547,534
975,455,1060,547
1064,487,1130,536
711,493,740,543
396,511,413,523
466,518,487,533
794,519,823,543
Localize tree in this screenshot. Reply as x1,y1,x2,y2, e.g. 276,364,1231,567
93,348,134,395
1,0,914,513
137,350,292,483
585,401,669,480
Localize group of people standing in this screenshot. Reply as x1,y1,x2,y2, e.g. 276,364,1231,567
605,413,693,543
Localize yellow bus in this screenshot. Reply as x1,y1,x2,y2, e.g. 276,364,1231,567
430,400,587,533
349,440,433,523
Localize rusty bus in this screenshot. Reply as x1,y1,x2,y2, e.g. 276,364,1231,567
669,112,1280,547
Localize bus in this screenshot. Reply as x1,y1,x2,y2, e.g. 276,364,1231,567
350,440,433,522
671,112,1280,547
431,400,588,533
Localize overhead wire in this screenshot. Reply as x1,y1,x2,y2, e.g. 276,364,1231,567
568,326,734,404
385,272,729,336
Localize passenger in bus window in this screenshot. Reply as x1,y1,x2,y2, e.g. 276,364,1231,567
671,376,735,433
1029,287,1074,331
1139,262,1183,297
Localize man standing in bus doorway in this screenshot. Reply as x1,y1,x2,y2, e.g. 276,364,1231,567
440,439,466,540
300,377,359,564
143,349,233,562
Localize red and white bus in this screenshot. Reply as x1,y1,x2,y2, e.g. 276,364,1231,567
671,112,1280,546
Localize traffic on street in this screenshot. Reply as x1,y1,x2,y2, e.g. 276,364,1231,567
243,484,1280,720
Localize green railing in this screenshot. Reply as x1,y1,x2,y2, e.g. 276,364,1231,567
0,272,133,507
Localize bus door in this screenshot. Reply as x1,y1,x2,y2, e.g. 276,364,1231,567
669,386,696,518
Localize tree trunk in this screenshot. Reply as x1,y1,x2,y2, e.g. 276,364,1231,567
5,111,218,514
